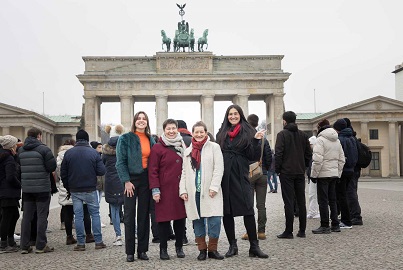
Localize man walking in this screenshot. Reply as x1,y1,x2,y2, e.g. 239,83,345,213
18,127,57,254
275,111,312,239
61,129,106,251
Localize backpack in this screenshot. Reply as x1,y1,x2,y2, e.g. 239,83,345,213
356,140,372,168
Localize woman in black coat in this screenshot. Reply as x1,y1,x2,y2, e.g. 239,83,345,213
215,104,268,259
0,135,21,252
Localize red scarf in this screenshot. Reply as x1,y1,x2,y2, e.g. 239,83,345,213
191,136,208,170
227,123,241,141
178,128,192,136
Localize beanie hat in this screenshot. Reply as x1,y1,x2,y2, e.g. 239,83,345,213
333,119,347,132
177,120,187,129
76,129,89,141
0,135,18,150
90,141,102,149
308,136,317,145
110,124,125,137
317,119,330,129
343,118,352,128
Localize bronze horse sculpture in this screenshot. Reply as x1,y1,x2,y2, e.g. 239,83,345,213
198,29,208,52
161,30,171,52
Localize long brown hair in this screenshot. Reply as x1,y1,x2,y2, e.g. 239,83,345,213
131,111,152,138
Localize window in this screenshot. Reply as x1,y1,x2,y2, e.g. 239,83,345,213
369,129,378,140
370,152,380,170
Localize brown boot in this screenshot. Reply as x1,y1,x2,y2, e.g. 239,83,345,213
66,235,77,245
195,236,207,260
85,234,95,243
207,237,224,260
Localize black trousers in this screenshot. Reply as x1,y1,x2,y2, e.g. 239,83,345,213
223,214,257,242
158,218,185,249
0,206,19,242
347,170,362,220
124,171,150,255
316,178,339,227
279,174,306,233
20,193,50,250
336,173,352,226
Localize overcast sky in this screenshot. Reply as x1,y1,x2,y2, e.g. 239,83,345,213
1,0,402,134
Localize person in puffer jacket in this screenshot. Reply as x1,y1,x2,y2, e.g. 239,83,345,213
102,125,125,247
310,120,345,234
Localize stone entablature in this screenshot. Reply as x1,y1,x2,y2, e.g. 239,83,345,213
78,52,290,142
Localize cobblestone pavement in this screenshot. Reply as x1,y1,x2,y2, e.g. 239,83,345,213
1,179,403,269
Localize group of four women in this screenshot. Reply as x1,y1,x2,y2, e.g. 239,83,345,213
115,104,269,262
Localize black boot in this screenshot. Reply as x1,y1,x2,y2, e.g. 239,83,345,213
175,246,185,258
197,249,207,260
249,240,269,258
225,239,238,258
160,248,170,260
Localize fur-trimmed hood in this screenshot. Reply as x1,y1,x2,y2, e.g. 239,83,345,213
102,143,116,156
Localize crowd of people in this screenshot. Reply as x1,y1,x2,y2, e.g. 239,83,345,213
0,106,365,262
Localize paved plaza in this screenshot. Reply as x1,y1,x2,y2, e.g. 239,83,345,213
1,179,403,269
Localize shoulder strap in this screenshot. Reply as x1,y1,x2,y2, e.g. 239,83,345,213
259,138,264,163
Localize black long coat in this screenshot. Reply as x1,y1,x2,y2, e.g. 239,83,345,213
221,135,260,217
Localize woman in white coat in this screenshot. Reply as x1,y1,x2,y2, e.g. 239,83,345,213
180,121,224,261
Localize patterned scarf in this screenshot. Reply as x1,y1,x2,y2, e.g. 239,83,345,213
227,123,241,141
161,132,185,157
191,136,208,170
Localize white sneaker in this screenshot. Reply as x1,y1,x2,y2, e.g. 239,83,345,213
101,223,106,228
313,213,320,219
339,222,352,229
113,236,123,246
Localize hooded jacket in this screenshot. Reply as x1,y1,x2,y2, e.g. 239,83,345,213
0,148,21,199
275,123,312,175
56,145,74,206
18,136,56,194
310,127,345,179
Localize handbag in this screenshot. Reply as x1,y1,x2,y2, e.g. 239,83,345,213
249,138,265,182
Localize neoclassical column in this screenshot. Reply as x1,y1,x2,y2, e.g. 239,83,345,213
50,133,55,154
46,132,51,147
120,95,134,130
155,95,168,136
84,96,98,141
389,121,398,177
265,94,285,147
2,126,10,135
232,94,249,116
360,121,369,176
200,95,215,134
71,133,77,141
42,131,47,144
24,127,31,138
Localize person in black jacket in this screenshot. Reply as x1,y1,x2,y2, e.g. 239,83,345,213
240,114,272,241
61,129,106,251
216,104,268,259
275,111,312,239
18,127,57,254
0,135,20,253
102,135,124,246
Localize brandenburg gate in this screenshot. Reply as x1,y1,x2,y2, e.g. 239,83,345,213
77,52,290,144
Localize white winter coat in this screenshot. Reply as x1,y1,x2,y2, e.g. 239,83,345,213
310,128,345,179
57,145,73,206
179,139,224,221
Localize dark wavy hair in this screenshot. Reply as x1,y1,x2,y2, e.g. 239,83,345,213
215,104,255,149
131,111,151,138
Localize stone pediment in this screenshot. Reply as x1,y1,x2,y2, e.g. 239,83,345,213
344,96,403,112
0,102,32,116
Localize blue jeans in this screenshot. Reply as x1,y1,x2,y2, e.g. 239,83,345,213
72,191,103,245
267,171,278,191
110,203,121,237
192,192,221,238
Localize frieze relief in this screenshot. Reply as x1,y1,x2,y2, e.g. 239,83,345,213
85,80,282,91
159,58,209,70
